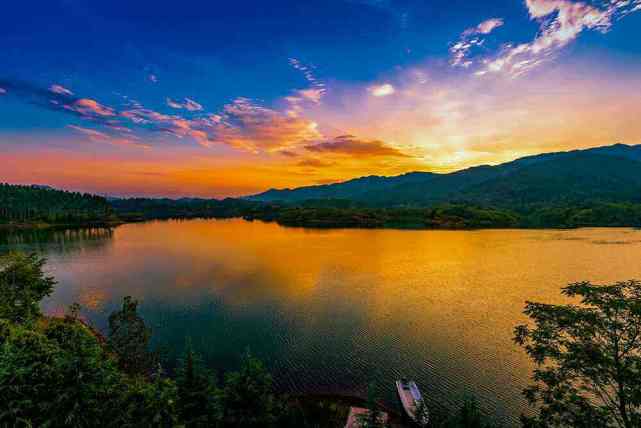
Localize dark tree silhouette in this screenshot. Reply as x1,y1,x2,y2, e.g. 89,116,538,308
515,280,641,428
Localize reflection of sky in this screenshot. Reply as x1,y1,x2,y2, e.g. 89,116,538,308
2,1,641,197
3,220,641,424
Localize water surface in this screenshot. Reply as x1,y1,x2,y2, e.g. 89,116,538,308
3,220,641,425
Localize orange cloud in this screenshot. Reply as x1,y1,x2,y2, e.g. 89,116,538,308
65,98,115,117
305,135,411,158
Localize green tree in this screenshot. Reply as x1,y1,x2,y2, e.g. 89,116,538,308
0,318,128,427
176,339,218,426
0,252,56,323
108,296,152,376
357,381,388,428
121,368,180,428
514,280,641,428
218,350,283,427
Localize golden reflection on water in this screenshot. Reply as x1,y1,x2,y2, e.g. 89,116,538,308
15,219,641,424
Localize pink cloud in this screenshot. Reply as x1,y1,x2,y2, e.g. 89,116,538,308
49,84,74,96
67,125,150,149
65,98,115,117
166,97,204,111
297,88,326,103
463,18,504,36
451,18,504,67
288,58,327,104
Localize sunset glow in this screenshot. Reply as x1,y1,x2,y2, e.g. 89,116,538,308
2,0,641,197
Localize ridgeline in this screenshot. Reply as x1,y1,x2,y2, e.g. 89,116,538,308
3,143,641,230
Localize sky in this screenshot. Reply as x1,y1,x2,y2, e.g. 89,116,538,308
2,0,641,198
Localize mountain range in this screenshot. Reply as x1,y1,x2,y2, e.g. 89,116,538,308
247,144,641,208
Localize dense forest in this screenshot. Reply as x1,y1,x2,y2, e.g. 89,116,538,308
0,183,113,225
3,183,641,230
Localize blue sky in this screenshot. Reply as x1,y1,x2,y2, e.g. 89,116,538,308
2,0,641,197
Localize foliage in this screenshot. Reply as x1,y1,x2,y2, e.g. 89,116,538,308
108,296,152,376
514,280,641,428
0,318,127,427
121,370,180,428
356,381,388,428
218,350,284,427
176,340,218,427
0,183,112,224
0,252,56,323
430,397,501,428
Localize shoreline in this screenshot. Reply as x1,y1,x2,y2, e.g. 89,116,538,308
2,215,641,233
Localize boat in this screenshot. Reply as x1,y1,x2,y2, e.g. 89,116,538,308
396,379,429,425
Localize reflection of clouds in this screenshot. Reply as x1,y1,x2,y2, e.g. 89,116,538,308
7,220,641,425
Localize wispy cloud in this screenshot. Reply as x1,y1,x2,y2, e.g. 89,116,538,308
464,18,504,36
475,0,641,77
368,83,396,97
288,58,327,108
450,18,504,68
148,74,158,83
49,84,73,96
65,98,115,118
0,87,6,95
166,97,204,111
67,125,150,149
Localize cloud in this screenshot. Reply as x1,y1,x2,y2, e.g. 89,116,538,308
148,74,158,83
49,84,73,96
369,83,395,97
450,18,504,68
476,0,641,76
0,88,6,95
211,97,322,151
296,158,334,168
166,97,204,111
297,88,325,103
67,125,150,149
305,135,410,158
65,98,115,117
288,58,326,104
464,18,504,36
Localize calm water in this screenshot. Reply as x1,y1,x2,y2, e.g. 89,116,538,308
3,219,641,425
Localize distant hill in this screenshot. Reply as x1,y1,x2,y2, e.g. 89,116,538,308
246,144,641,208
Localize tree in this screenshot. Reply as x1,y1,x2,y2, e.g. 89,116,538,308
176,339,218,426
108,296,152,376
0,318,128,427
514,280,641,428
218,350,283,427
0,252,56,323
121,367,180,428
357,381,388,428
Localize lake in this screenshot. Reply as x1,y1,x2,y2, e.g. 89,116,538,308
3,219,641,425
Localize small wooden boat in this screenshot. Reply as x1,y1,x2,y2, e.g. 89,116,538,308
396,379,429,425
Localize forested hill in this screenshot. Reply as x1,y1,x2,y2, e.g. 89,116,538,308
247,143,641,207
0,183,113,224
